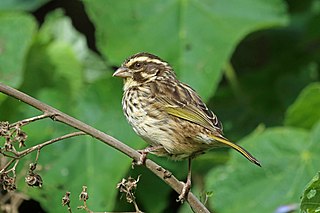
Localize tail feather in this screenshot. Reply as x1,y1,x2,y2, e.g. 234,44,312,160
210,135,261,167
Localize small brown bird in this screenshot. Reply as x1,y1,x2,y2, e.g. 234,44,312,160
113,52,261,202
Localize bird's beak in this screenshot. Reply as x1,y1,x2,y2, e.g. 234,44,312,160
113,67,132,78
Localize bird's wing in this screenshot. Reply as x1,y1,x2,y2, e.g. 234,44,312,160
152,80,223,133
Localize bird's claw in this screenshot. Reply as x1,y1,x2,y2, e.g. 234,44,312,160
131,150,148,168
132,148,150,168
176,181,191,203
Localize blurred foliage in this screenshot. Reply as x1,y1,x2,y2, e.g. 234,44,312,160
0,12,36,88
83,0,288,100
0,0,49,11
285,83,320,129
0,0,319,213
206,122,320,212
300,171,320,212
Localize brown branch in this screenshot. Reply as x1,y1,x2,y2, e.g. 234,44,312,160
0,82,210,213
9,114,53,128
0,159,16,174
1,132,86,171
0,159,18,174
14,131,86,158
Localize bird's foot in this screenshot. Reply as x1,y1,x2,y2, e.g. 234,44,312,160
176,180,191,203
132,146,162,168
132,150,147,168
136,150,148,165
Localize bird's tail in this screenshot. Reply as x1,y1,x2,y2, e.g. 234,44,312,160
210,135,261,167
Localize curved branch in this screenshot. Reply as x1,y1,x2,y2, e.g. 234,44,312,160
0,82,210,213
14,131,86,158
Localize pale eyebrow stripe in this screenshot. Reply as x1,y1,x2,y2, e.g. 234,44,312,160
126,56,168,67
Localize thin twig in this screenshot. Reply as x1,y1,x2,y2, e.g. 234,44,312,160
0,159,15,174
15,131,86,158
0,151,18,159
132,201,142,213
67,205,72,213
0,82,210,213
35,148,41,163
9,113,54,128
11,160,19,177
5,160,19,176
1,132,86,173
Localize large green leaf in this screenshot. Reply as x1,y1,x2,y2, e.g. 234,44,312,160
37,9,108,85
205,122,320,213
284,83,320,129
300,171,320,212
0,12,36,87
83,0,288,100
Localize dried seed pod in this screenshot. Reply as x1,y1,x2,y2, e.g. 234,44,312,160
62,191,71,206
25,173,43,187
1,173,16,191
29,163,37,171
79,186,89,201
116,176,140,203
15,128,27,147
0,121,9,136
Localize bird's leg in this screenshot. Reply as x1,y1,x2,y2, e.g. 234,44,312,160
177,158,192,203
133,145,163,166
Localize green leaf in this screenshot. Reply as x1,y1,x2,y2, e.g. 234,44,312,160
0,0,49,11
284,83,320,129
300,171,320,213
205,123,320,213
46,42,83,96
38,9,107,84
83,0,288,100
0,12,36,87
16,10,86,108
15,9,107,101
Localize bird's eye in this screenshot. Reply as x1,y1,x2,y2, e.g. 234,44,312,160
133,62,143,69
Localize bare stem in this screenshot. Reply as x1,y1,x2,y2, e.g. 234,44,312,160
4,160,19,177
77,205,93,213
67,205,73,213
1,132,85,174
9,113,54,128
15,131,86,158
132,201,142,213
11,160,19,177
0,82,210,213
35,148,41,163
0,151,18,159
0,159,16,174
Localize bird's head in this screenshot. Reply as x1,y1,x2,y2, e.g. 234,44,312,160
113,52,175,89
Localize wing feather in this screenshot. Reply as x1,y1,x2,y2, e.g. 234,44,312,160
151,79,223,133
